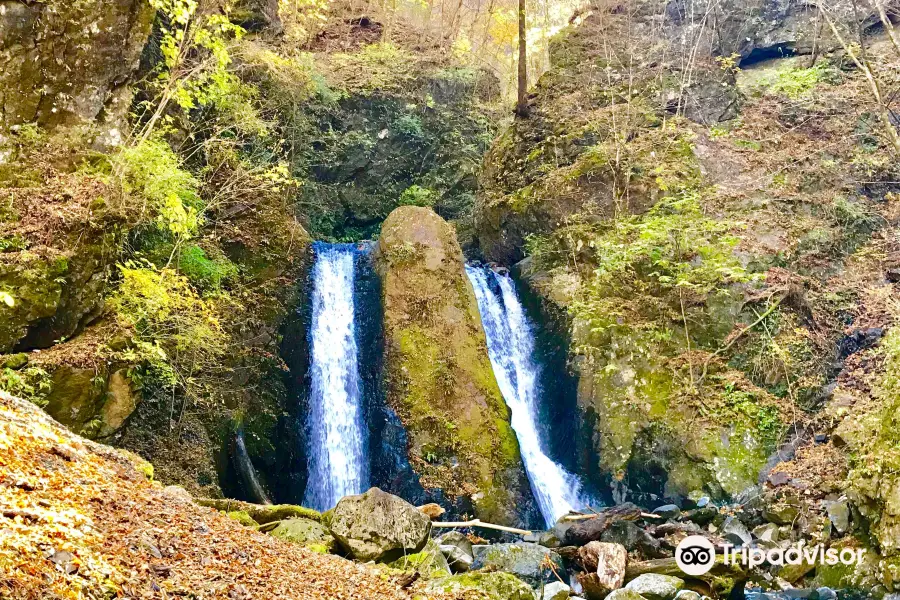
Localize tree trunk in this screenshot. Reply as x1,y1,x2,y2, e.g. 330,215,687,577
515,0,528,117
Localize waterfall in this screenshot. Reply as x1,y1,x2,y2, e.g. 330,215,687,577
304,242,369,511
466,265,584,528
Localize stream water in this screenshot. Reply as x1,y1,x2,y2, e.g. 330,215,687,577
303,242,369,511
467,265,585,528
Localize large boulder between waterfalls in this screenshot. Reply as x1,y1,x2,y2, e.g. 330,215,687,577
374,206,529,525
328,487,432,561
472,543,566,588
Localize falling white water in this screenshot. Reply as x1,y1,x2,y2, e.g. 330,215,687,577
304,243,368,511
466,265,584,528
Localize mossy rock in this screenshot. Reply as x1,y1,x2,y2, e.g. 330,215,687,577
374,206,529,525
384,539,450,577
0,0,154,129
427,572,534,600
196,498,321,524
268,517,336,553
226,511,259,527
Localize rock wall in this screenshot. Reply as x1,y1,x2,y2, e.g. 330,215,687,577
0,0,154,130
374,205,533,526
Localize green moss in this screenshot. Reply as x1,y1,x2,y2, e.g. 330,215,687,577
226,510,259,527
429,572,534,600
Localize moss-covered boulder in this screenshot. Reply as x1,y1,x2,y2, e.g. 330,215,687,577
0,0,154,129
374,206,529,525
426,572,535,600
40,365,140,441
384,538,451,576
268,518,337,554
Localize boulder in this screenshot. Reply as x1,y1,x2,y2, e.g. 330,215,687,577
543,581,572,600
577,542,627,585
652,505,681,520
374,206,529,524
674,592,701,600
576,542,627,599
600,521,665,559
607,591,648,600
472,543,566,588
721,516,752,546
428,572,536,600
825,499,850,534
269,518,336,553
437,531,473,556
329,487,431,561
440,543,474,573
625,574,685,600
752,523,780,543
386,538,451,575
764,503,799,526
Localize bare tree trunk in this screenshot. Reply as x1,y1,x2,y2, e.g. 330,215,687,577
516,0,528,117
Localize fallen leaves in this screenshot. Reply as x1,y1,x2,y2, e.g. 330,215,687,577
0,392,460,599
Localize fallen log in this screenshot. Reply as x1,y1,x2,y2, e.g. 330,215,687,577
196,498,322,525
431,519,532,536
563,503,643,546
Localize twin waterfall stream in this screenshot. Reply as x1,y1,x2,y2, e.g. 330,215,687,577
466,266,585,528
304,243,369,511
303,242,584,525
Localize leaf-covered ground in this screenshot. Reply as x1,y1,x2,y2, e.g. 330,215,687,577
0,391,458,599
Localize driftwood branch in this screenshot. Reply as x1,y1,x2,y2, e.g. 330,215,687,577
431,519,532,535
561,512,660,522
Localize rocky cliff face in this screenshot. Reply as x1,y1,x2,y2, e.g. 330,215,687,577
375,206,533,526
473,0,900,521
0,0,154,131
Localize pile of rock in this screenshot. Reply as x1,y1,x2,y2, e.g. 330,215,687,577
213,487,855,599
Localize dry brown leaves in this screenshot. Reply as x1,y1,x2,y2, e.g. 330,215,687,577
0,391,459,600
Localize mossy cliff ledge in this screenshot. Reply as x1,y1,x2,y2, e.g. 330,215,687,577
374,206,532,525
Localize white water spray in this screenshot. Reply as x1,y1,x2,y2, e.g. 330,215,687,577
467,265,584,528
304,243,368,511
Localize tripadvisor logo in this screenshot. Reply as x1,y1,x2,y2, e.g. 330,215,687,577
675,536,866,576
675,536,716,576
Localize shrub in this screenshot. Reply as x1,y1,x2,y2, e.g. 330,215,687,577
398,185,437,208
178,244,238,291
109,261,227,398
112,138,202,237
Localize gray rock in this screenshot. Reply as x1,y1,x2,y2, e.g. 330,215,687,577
386,538,450,574
542,581,572,600
473,543,566,588
825,499,850,534
438,531,473,556
440,543,473,573
525,529,562,548
625,574,685,600
752,523,780,543
764,503,800,526
674,592,701,600
653,504,681,519
607,590,650,600
816,588,837,600
722,516,753,546
329,487,431,561
600,521,665,559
